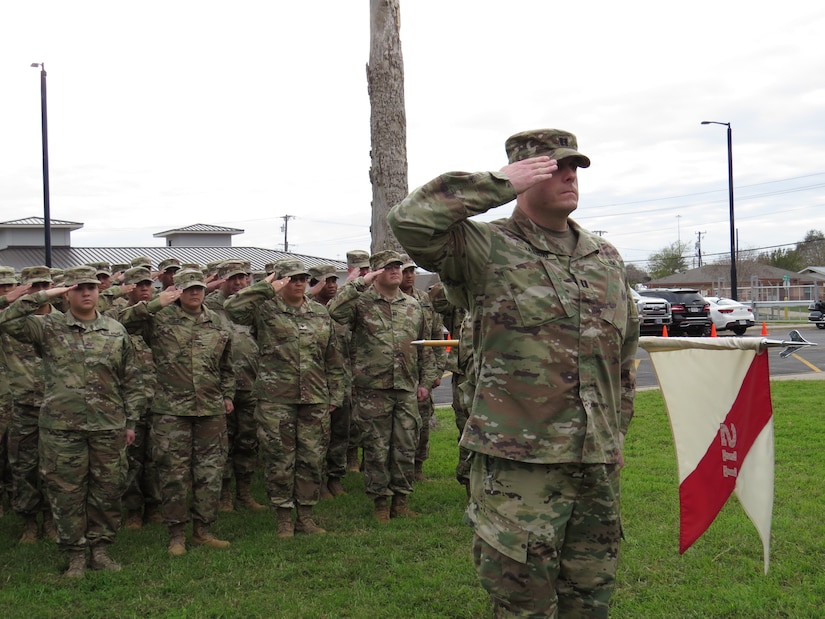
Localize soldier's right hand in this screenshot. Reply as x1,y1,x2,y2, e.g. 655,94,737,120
500,156,558,194
363,269,383,285
157,286,182,307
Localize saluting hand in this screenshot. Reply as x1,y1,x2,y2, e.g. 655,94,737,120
157,286,182,307
500,156,558,194
363,269,383,286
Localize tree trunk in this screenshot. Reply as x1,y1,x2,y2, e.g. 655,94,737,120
367,0,406,254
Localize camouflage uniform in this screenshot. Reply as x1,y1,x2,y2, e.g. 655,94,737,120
328,252,438,508
0,279,144,557
0,268,19,513
224,269,344,515
118,271,234,533
389,129,639,618
204,270,261,508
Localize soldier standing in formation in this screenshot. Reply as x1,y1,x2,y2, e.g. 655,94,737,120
328,250,438,524
119,268,235,556
0,266,145,578
390,128,639,617
225,259,344,537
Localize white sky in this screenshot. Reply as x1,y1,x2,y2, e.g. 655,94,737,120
2,1,824,269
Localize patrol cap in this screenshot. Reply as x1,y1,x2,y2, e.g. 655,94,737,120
205,260,224,276
346,250,370,269
217,259,248,280
370,250,403,271
111,263,130,274
505,128,590,167
264,262,278,275
158,257,182,273
131,256,153,269
266,259,290,278
63,265,101,286
123,266,153,285
308,264,338,281
21,266,53,285
181,262,201,271
173,268,207,290
399,253,416,270
0,266,17,285
86,261,111,277
279,259,310,278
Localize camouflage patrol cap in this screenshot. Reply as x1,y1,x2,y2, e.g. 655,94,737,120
279,259,310,278
399,253,416,270
265,259,291,277
205,260,224,276
131,256,152,269
86,261,111,277
158,257,182,272
217,259,248,280
308,264,338,281
21,266,52,285
370,250,403,271
111,263,130,275
63,265,101,286
181,262,201,271
505,128,590,167
264,262,278,275
173,268,207,290
0,266,17,285
346,250,370,269
123,267,153,285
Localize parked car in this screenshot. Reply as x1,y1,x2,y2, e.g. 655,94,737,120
808,299,825,329
704,296,755,335
638,288,712,336
630,288,672,335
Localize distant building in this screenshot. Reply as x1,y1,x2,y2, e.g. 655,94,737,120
154,223,243,247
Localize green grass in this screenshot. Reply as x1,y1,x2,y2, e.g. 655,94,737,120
1,383,824,618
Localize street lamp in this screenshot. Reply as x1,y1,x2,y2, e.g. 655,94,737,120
701,120,737,300
31,62,52,267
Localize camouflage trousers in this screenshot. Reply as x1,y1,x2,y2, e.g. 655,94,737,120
326,391,351,480
0,399,11,500
122,414,161,513
452,373,472,486
414,392,434,464
347,389,363,451
9,403,49,515
39,427,127,552
466,455,621,619
354,388,420,498
222,390,259,484
255,400,330,508
151,414,227,526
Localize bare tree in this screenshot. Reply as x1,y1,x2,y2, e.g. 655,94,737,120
367,0,407,253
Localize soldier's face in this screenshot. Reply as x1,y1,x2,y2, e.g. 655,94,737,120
130,281,154,303
179,286,205,313
376,263,402,288
521,157,579,216
67,283,100,314
97,274,111,290
401,267,416,290
323,276,338,297
161,269,178,287
0,283,14,296
281,274,308,306
223,273,248,296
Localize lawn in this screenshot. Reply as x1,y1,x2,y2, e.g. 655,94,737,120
0,381,823,618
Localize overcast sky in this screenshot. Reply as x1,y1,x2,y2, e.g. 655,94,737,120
2,1,824,270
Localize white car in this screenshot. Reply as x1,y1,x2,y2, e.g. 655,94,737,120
704,296,755,335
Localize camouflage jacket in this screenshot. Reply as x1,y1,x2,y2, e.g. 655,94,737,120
204,289,259,392
0,292,145,431
404,287,447,386
104,304,157,405
389,171,639,464
328,279,438,393
1,306,58,407
118,299,234,417
224,281,344,406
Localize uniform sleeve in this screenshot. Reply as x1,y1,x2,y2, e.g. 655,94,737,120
327,278,368,328
117,299,161,334
224,280,276,326
620,285,640,436
388,171,517,293
219,335,236,404
324,318,346,408
0,292,50,345
119,332,147,430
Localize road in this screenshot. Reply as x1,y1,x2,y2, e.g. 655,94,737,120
432,323,825,405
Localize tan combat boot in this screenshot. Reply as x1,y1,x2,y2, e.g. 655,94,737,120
414,461,430,482
42,511,57,540
327,478,346,497
390,494,418,519
373,497,390,525
90,544,122,572
295,505,326,535
346,448,360,473
144,504,164,525
219,481,234,512
276,507,294,539
168,523,187,556
124,509,143,530
235,475,266,511
191,521,230,549
19,514,39,544
64,550,87,578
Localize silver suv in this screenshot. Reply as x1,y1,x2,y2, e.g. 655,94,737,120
630,288,672,335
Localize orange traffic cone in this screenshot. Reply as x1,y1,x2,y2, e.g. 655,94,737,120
445,333,451,354
710,323,717,337
662,325,668,337
761,322,768,336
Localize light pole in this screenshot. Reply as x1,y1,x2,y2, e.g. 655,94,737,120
31,62,52,267
701,120,737,300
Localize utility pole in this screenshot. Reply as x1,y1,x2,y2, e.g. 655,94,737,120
695,230,706,267
280,215,295,252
